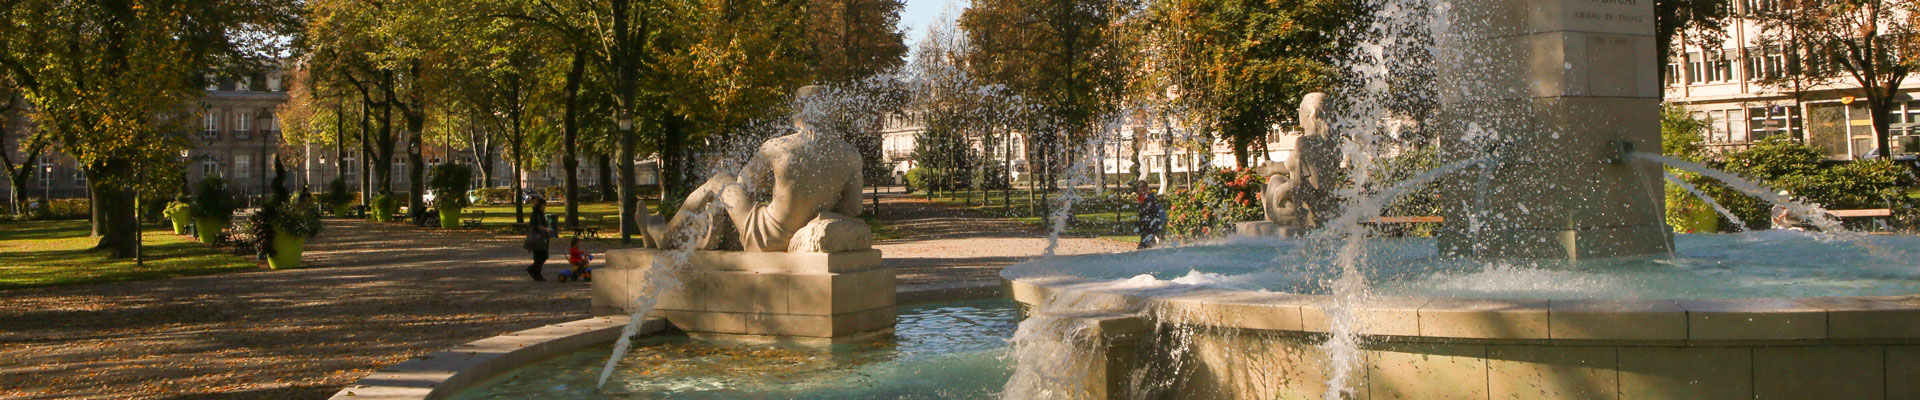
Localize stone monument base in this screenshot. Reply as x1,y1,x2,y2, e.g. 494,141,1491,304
591,249,894,340
1234,221,1299,238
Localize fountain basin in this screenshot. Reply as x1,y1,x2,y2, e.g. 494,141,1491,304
1003,249,1920,399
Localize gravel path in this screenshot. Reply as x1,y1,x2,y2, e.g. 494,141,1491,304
0,193,1133,399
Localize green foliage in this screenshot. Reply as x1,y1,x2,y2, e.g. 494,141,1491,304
372,194,401,221
1374,147,1444,236
1165,168,1264,237
428,164,474,209
191,177,238,222
1147,0,1354,164
321,177,356,209
22,199,89,221
904,168,928,193
473,188,519,205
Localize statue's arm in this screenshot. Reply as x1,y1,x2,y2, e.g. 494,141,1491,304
836,169,865,216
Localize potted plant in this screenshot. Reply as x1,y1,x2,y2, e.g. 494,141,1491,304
321,177,356,217
249,198,323,269
371,193,400,222
191,176,238,243
428,163,474,228
163,198,192,235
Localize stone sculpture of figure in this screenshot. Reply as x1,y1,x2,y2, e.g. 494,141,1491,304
644,85,870,252
1257,92,1337,229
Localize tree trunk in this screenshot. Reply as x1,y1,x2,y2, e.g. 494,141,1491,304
598,154,616,202
86,168,138,257
1870,96,1896,158
1232,134,1250,169
561,52,586,229
406,116,426,220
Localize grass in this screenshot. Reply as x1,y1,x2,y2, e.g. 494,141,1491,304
916,188,1145,243
426,201,903,242
0,220,259,290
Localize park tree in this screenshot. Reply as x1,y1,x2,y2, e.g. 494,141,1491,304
652,0,814,202
0,76,49,216
1146,0,1351,169
1751,0,1920,158
805,0,910,200
0,0,297,257
962,0,1136,202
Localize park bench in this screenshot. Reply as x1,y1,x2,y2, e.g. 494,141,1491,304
463,211,486,229
571,215,606,239
1828,209,1892,218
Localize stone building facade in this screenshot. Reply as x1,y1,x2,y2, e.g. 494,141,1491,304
1664,2,1920,160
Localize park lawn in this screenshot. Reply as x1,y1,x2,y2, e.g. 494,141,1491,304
0,220,258,290
445,201,902,241
918,188,1144,242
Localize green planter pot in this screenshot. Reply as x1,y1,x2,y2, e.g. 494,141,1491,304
195,217,228,243
439,206,463,228
372,201,399,222
169,215,192,235
267,228,306,269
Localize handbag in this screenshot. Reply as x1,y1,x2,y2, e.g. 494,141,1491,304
522,230,548,251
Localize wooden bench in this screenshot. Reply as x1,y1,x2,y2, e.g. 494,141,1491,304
1367,216,1444,224
1828,209,1892,218
463,211,486,229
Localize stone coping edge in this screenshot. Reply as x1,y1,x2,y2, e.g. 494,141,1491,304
328,281,1007,400
326,316,668,400
1004,274,1920,343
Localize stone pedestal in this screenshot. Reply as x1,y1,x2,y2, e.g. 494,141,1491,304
1233,221,1299,238
1434,0,1673,259
591,249,895,340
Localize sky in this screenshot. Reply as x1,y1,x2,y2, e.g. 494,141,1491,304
898,0,967,53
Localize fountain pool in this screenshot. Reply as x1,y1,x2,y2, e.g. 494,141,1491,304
449,298,1020,399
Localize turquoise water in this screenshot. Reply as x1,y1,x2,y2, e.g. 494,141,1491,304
451,299,1020,399
1005,231,1920,299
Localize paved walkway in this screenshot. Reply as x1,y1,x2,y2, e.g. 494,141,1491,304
870,192,1135,285
0,193,1132,399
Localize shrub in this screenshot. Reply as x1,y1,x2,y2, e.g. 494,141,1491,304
320,177,356,209
473,187,518,205
163,201,191,221
1165,168,1264,237
248,199,325,256
904,168,927,192
427,164,474,209
372,193,400,220
191,176,238,222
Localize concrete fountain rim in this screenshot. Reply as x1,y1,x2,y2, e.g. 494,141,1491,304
1003,271,1920,343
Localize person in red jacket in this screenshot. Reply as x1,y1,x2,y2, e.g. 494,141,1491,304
558,237,594,282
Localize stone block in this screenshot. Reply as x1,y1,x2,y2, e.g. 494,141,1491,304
1368,342,1489,400
745,313,832,337
1796,295,1920,339
1617,347,1750,400
1447,0,1655,38
596,248,893,339
1419,298,1550,339
1753,346,1884,400
1156,289,1307,332
1678,298,1827,341
1891,346,1920,399
1487,345,1617,400
1549,299,1686,341
1302,297,1429,336
831,306,897,337
1182,331,1340,400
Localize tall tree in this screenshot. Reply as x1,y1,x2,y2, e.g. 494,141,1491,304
1147,0,1350,169
0,77,49,215
0,0,296,256
1752,0,1920,158
962,0,1134,198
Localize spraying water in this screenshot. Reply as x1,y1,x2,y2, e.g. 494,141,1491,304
1633,153,1845,235
594,203,715,389
1664,171,1752,232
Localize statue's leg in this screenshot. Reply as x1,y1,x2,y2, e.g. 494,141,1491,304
661,172,738,247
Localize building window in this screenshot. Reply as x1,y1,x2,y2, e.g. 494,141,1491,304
1686,53,1704,84
1745,47,1786,81
202,112,220,139
1705,50,1734,82
239,77,252,91
235,155,251,179
203,161,220,177
267,75,283,92
1748,105,1802,142
72,168,85,186
235,111,252,134
1704,109,1741,143
1664,62,1682,86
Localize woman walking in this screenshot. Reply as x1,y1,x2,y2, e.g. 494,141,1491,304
523,196,551,281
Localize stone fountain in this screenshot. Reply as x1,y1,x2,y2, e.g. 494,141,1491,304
592,86,895,341
1004,1,1920,399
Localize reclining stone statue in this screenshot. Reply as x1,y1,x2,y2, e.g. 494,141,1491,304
641,85,872,253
